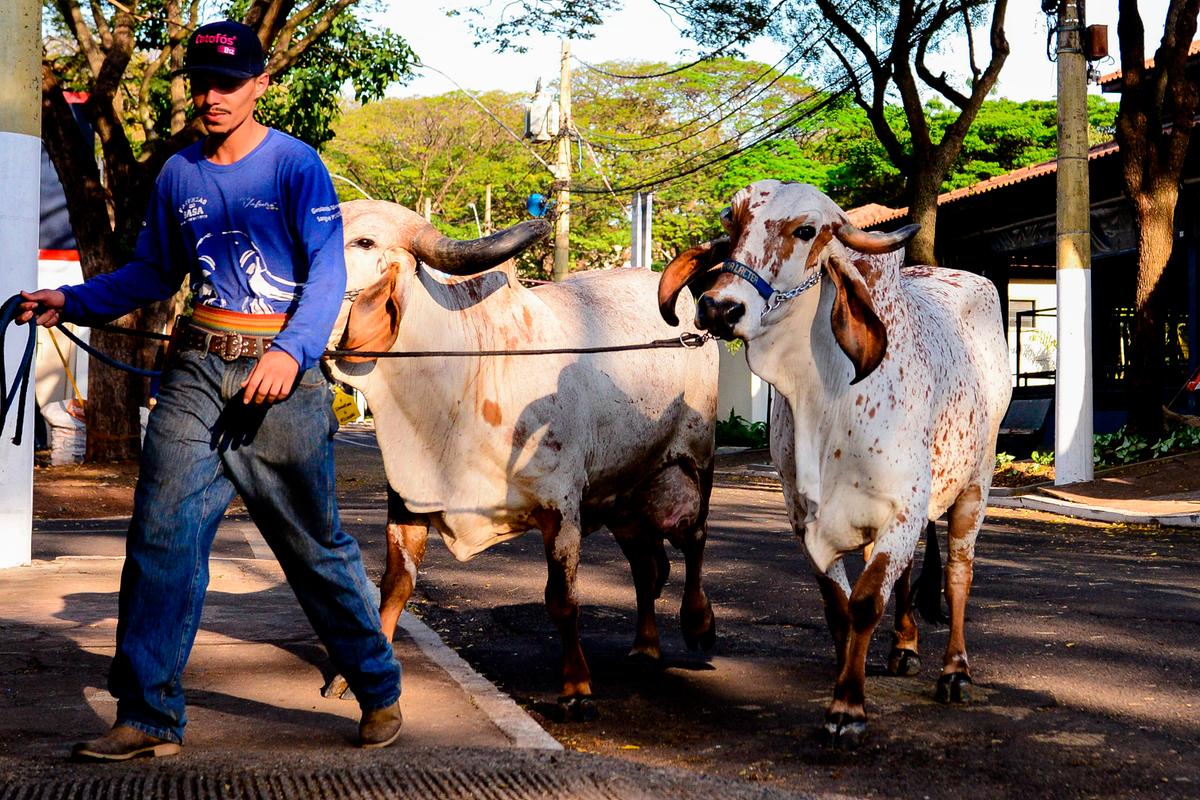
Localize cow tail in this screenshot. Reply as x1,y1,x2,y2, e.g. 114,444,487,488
914,520,950,625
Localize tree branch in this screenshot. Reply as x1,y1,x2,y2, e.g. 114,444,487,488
89,0,112,50
53,0,104,74
268,0,358,75
915,0,972,109
933,0,1009,172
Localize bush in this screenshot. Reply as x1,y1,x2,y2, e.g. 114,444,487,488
1093,423,1200,467
715,410,768,448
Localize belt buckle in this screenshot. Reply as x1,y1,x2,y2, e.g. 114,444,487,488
219,332,245,361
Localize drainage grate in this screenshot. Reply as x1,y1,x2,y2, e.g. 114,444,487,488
0,762,797,800
4,767,631,800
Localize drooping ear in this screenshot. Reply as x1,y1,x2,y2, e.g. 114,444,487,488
338,261,403,363
658,238,732,326
824,251,888,385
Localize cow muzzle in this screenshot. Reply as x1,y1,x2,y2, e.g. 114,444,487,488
696,294,745,340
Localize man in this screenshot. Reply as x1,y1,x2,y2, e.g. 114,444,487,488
20,20,403,760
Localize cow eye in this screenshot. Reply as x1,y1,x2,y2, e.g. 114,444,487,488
351,237,375,249
794,225,816,241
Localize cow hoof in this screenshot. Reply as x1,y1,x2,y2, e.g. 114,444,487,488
821,713,868,750
556,694,599,723
321,674,354,700
887,647,922,677
936,672,973,704
681,603,716,652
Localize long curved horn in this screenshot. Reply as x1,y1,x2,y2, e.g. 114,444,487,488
410,219,552,275
658,238,731,326
834,221,920,255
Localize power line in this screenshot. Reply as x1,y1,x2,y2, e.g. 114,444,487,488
415,61,555,173
572,70,861,196
579,35,823,156
570,0,793,80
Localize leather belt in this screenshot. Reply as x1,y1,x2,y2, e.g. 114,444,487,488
179,326,274,361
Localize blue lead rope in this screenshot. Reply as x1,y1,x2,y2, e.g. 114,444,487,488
0,294,162,446
0,296,39,446
53,323,163,379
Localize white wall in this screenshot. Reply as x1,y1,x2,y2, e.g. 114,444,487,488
1008,278,1058,386
716,342,770,423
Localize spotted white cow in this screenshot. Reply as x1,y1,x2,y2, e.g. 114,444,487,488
325,200,719,719
658,180,1011,747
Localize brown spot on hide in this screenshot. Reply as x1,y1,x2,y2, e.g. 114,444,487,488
522,307,533,329
762,218,802,276
482,399,502,427
856,395,864,406
850,552,890,631
853,258,882,290
868,406,876,418
804,225,835,271
833,448,842,459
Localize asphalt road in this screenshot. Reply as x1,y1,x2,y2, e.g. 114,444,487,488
333,433,1200,799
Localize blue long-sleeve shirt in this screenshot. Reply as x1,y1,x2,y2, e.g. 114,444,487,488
61,129,346,372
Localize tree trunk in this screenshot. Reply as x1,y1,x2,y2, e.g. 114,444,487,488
43,73,182,462
906,171,941,266
1126,186,1178,437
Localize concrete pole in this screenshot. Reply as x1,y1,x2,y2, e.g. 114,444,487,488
642,192,654,269
552,40,572,282
0,0,41,568
484,184,493,235
630,192,641,267
1054,0,1094,484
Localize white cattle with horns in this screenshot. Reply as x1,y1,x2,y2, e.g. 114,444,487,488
324,199,719,719
658,180,1011,748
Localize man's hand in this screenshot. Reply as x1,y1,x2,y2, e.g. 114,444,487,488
241,349,301,405
16,289,66,327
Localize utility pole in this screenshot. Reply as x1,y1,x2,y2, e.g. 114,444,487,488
1054,0,1094,484
552,40,572,282
0,0,40,568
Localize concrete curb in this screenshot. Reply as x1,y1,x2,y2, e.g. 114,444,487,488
398,613,562,751
987,491,1200,527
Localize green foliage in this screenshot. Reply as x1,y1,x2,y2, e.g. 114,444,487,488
715,410,768,448
1094,424,1200,467
1030,450,1055,466
323,55,1120,274
256,25,414,147
230,1,415,148
995,452,1015,469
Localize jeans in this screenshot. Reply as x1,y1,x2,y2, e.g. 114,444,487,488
108,348,400,743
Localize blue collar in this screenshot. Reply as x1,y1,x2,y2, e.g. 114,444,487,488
720,259,821,317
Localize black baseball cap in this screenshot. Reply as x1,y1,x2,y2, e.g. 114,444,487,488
174,20,265,79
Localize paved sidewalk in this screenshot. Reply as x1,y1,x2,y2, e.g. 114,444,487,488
716,447,1200,528
988,450,1200,527
0,516,803,799
0,516,554,761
